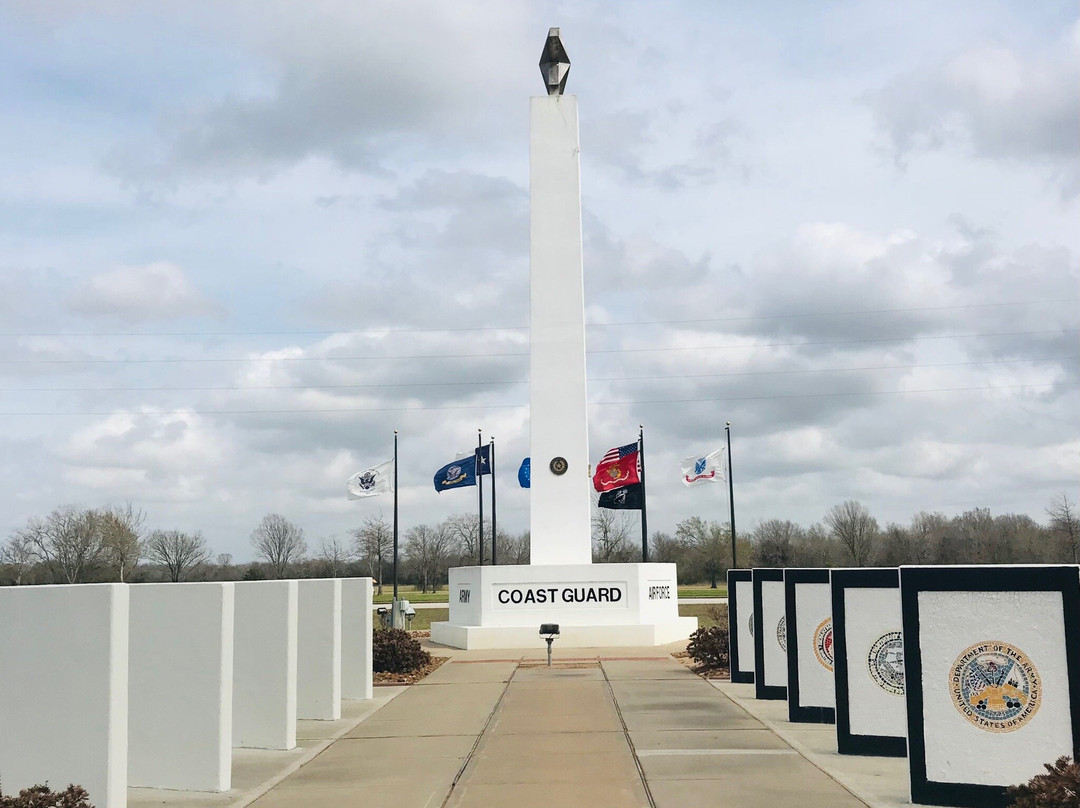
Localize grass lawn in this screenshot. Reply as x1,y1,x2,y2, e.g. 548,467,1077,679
678,586,727,598
679,603,727,628
372,607,449,631
372,586,451,604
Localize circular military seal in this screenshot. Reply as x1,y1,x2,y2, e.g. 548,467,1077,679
867,631,904,696
813,618,834,671
777,616,787,652
949,641,1040,733
549,456,568,475
748,613,754,638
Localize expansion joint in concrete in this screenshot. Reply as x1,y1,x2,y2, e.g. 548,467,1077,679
599,659,658,808
437,663,520,808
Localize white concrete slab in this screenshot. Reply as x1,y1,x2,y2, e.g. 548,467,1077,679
297,578,342,720
233,580,297,750
128,582,234,792
0,583,129,808
340,577,373,701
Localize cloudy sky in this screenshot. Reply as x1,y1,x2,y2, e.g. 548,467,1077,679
1,1,1077,560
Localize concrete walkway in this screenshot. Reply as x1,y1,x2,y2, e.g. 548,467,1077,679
243,646,881,808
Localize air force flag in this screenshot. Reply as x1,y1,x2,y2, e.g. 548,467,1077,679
518,457,530,488
681,449,725,486
347,459,394,499
433,455,477,492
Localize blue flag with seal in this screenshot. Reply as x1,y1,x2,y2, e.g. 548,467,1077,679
433,455,477,492
518,457,530,488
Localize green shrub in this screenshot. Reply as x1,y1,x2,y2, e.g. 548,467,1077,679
0,783,94,807
372,627,431,674
1007,757,1078,807
686,609,730,670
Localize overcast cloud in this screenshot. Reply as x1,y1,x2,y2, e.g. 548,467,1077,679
0,0,1076,560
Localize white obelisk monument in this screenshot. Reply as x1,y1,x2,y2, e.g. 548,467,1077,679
528,31,592,566
430,30,695,649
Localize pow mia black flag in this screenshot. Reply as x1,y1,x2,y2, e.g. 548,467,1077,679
598,482,643,510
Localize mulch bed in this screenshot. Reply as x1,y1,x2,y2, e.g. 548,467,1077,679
373,656,449,686
672,651,730,680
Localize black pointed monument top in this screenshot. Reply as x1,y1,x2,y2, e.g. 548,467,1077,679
539,27,570,95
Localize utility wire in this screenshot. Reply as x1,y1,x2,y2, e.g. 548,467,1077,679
1,355,1074,393
0,299,1068,339
0,382,1073,416
1,328,1074,365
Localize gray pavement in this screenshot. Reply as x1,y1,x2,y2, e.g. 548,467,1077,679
237,645,905,808
134,644,910,808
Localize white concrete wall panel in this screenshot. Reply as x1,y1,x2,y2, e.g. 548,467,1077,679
844,587,905,740
128,582,234,792
0,584,129,808
734,579,755,674
340,577,373,701
232,581,297,750
917,589,1071,786
528,93,592,566
792,581,835,710
761,580,787,688
297,578,342,720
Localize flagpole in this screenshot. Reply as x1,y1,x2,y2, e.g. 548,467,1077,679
393,430,399,601
726,422,737,570
639,424,649,563
477,428,484,566
490,437,497,566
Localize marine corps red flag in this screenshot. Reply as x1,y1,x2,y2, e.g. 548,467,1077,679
592,442,640,492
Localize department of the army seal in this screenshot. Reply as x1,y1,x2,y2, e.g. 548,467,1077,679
549,456,568,475
813,618,833,671
777,616,787,652
867,631,904,696
949,641,1040,733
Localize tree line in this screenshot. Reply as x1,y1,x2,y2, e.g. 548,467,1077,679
2,494,1076,590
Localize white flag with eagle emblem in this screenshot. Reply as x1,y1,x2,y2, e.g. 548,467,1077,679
347,459,394,499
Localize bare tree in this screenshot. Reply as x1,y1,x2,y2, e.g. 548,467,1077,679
145,529,211,582
675,516,730,587
592,507,635,563
1048,492,1080,564
352,514,392,594
751,519,803,567
444,513,489,565
99,502,145,582
825,500,878,566
251,514,307,579
319,535,350,577
0,533,36,585
16,505,104,583
405,523,454,593
497,529,531,565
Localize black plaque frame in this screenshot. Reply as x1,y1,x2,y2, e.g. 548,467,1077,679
727,568,754,684
901,565,1080,808
831,567,906,757
752,567,787,701
784,568,836,724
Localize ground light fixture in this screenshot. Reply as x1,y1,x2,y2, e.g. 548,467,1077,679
539,623,560,666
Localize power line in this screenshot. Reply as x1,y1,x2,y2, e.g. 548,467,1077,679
0,299,1068,339
1,355,1074,393
1,328,1074,365
1,381,1073,416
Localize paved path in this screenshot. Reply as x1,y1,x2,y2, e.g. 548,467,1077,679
248,648,871,808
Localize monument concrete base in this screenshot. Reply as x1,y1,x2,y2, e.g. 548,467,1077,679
429,563,698,650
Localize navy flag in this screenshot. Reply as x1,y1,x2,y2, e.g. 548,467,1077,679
598,483,643,510
433,455,477,492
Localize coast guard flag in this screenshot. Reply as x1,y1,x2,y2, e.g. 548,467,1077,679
347,459,393,499
518,457,530,488
433,455,477,492
592,442,641,492
681,449,725,486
